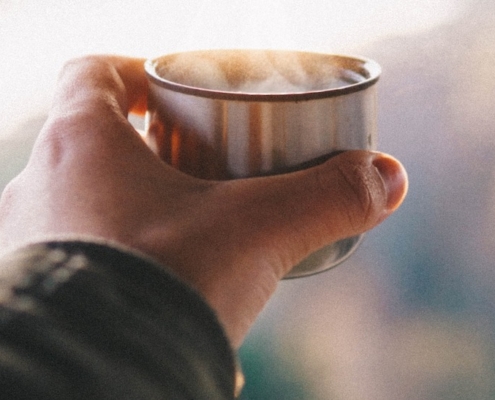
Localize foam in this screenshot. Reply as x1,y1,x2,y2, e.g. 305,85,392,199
154,50,365,94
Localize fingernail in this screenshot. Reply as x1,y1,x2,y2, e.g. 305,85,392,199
372,153,409,211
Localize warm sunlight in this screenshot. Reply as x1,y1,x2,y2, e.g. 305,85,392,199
0,0,469,138
2,1,495,399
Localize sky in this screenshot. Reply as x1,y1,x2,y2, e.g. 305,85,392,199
0,0,470,139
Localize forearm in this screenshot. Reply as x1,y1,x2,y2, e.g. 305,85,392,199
0,241,236,399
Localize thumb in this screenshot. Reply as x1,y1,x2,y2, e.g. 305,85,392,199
157,150,407,347
226,150,408,277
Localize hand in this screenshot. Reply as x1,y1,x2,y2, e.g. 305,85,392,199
0,55,408,348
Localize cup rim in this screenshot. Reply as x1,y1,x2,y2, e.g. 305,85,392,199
145,49,381,102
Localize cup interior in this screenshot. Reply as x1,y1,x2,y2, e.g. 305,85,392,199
146,50,380,98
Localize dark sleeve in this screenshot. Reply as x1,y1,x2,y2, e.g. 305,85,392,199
0,241,237,400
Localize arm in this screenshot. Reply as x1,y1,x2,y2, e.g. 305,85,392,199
0,241,237,399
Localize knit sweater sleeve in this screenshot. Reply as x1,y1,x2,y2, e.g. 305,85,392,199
0,241,237,400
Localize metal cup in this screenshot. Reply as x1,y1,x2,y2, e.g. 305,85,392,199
144,49,381,278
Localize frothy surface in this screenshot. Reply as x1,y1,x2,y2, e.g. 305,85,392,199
152,50,369,94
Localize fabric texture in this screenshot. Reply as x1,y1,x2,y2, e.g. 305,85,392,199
0,241,236,399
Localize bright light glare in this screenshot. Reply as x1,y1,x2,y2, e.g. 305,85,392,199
0,0,469,138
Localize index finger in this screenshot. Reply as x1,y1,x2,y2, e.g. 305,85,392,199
28,55,156,173
51,55,148,119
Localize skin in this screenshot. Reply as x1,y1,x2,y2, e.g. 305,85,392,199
0,56,408,348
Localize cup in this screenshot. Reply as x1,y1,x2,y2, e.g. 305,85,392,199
144,49,381,278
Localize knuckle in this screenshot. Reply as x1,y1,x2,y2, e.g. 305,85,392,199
61,55,106,71
340,165,373,227
317,159,384,230
59,55,122,94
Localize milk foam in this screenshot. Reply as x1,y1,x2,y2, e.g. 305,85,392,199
154,50,365,94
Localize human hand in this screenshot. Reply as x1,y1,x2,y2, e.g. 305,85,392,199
0,55,407,348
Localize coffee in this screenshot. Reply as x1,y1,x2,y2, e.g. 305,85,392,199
151,49,367,95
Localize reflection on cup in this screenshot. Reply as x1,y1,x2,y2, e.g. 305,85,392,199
144,49,381,278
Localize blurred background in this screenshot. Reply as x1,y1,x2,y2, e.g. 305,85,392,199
2,0,495,398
